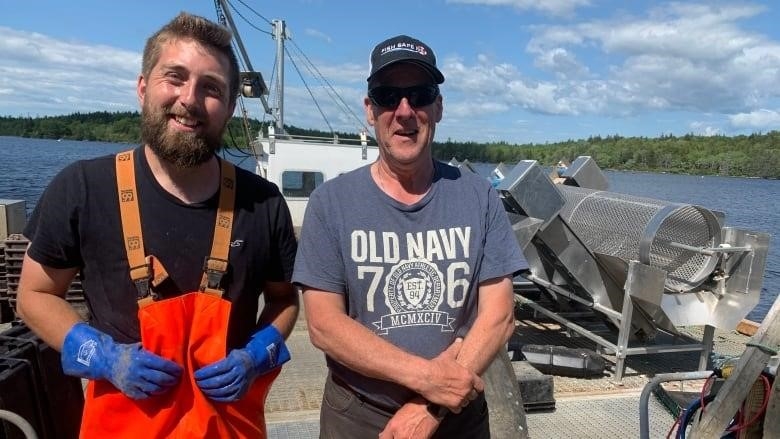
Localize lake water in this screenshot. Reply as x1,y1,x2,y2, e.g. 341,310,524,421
1,136,778,321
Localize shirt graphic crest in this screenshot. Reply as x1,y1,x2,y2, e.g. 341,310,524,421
374,258,454,334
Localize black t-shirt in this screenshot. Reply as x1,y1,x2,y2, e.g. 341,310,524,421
24,146,297,348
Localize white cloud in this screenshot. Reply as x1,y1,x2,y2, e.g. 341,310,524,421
4,2,780,144
689,121,722,136
444,100,510,119
0,26,140,116
447,0,591,18
515,2,780,117
308,61,367,84
702,127,722,136
533,47,590,79
0,25,365,132
442,56,582,115
278,83,370,134
729,109,780,129
303,28,332,43
588,3,765,60
429,2,780,126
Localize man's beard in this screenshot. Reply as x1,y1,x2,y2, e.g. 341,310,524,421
141,103,224,169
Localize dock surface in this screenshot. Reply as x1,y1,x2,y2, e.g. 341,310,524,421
0,302,753,438
264,303,752,438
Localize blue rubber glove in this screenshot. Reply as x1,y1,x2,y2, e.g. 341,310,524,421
194,324,290,402
61,322,183,400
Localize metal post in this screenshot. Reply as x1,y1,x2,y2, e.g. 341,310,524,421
272,20,286,134
698,325,715,371
613,286,635,383
267,125,276,154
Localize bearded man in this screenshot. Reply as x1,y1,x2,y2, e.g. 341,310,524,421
16,12,298,439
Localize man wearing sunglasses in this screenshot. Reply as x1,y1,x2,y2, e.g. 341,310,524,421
294,34,526,439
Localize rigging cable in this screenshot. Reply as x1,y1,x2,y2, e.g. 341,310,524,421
221,0,372,140
283,45,334,134
225,0,272,33
287,38,372,135
230,0,273,28
224,0,278,129
214,0,262,157
225,0,276,131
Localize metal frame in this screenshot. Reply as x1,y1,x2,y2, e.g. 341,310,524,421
516,285,715,383
498,157,767,385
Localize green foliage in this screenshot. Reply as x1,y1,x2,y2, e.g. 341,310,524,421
0,112,142,143
433,131,780,179
0,112,367,152
1,112,778,178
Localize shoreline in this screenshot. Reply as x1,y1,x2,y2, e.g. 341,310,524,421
2,133,778,180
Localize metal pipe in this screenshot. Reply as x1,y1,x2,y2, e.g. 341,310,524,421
664,240,752,256
0,409,38,439
524,273,623,320
638,371,713,439
706,246,752,253
624,343,706,355
515,296,619,353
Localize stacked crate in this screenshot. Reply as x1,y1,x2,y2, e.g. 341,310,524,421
3,234,89,322
0,240,11,323
0,324,85,438
1,200,26,324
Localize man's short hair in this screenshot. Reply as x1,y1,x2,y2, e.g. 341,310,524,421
142,12,240,106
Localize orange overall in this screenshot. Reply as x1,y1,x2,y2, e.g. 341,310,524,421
79,150,279,438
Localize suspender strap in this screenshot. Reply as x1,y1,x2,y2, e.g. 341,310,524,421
116,150,153,300
115,149,236,301
199,159,236,296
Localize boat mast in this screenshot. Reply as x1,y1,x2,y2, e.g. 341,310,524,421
272,20,288,134
215,2,359,140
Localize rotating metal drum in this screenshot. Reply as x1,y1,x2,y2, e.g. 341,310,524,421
557,186,721,293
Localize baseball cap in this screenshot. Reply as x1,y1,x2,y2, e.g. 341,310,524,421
367,35,445,84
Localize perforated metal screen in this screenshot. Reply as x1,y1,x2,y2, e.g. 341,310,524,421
558,186,721,292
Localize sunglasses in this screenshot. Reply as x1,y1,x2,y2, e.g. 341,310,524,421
368,85,440,108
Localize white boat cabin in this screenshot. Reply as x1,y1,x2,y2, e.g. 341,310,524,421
251,126,379,228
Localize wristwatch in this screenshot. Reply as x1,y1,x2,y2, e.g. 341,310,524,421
426,402,448,420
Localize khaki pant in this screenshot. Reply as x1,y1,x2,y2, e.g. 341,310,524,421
319,373,490,439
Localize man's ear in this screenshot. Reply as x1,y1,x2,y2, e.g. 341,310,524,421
137,75,147,106
364,96,376,126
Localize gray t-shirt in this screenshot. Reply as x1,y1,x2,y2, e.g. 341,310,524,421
293,160,527,409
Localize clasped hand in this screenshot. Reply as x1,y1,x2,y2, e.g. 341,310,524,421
61,323,183,400
419,338,483,413
194,325,290,402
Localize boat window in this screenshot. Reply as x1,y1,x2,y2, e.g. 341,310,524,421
281,171,324,198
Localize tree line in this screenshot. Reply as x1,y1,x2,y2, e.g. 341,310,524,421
0,112,364,152
1,112,778,178
436,132,780,179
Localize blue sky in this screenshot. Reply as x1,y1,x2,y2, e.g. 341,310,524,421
3,0,780,144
